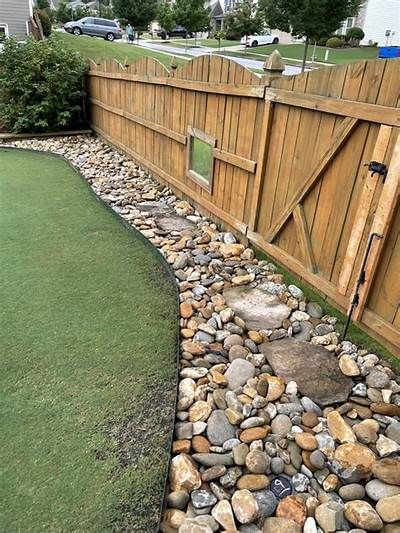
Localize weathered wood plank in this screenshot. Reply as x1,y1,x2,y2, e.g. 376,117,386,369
265,88,400,126
293,204,317,273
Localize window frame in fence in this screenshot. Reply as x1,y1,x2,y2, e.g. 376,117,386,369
186,126,216,193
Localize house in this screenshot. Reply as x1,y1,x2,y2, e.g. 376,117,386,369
0,0,34,40
338,0,400,46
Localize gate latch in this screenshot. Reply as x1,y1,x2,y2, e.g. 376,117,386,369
367,161,388,181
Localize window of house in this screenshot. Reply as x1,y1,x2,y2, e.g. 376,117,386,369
186,127,216,193
0,25,8,42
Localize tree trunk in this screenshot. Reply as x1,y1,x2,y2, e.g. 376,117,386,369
301,37,309,73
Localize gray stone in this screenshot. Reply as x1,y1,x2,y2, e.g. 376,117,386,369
220,466,242,488
260,339,353,407
307,302,323,318
156,215,195,233
225,359,255,390
271,457,284,474
223,287,291,330
254,489,278,518
365,479,400,501
292,473,309,492
192,453,234,467
315,501,344,532
386,422,400,444
366,370,390,389
338,484,366,501
271,414,292,436
309,450,326,470
301,397,322,415
207,410,236,446
191,489,218,509
288,285,303,299
293,321,314,342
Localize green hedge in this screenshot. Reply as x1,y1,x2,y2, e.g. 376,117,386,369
0,37,87,133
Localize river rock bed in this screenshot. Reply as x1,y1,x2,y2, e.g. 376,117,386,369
5,135,400,533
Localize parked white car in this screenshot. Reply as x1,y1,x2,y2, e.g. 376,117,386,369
241,33,279,47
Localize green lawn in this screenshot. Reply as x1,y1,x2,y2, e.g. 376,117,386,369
235,43,379,65
55,32,188,68
0,148,178,532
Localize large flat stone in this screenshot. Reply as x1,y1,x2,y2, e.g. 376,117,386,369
156,215,195,233
136,200,174,217
223,287,291,330
259,339,353,407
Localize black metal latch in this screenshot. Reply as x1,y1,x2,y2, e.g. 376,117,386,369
366,160,388,180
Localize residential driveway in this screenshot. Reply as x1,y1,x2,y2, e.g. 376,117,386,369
138,39,303,76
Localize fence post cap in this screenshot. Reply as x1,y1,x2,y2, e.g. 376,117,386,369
263,50,285,73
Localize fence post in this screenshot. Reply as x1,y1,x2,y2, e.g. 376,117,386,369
263,50,285,82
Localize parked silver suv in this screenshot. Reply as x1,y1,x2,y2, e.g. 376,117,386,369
64,17,122,41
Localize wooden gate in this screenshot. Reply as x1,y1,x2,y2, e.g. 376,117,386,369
247,61,400,353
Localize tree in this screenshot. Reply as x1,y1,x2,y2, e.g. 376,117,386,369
258,0,362,71
346,26,365,46
224,0,264,42
36,0,50,8
55,1,72,23
173,0,210,48
158,1,176,39
113,0,158,31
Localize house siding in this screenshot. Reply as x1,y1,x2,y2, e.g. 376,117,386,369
0,0,32,40
359,0,400,45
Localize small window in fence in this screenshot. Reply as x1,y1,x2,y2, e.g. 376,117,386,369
186,127,216,193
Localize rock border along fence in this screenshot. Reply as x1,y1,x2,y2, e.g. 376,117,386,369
86,56,400,356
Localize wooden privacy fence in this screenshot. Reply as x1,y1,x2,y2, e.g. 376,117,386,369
86,56,400,356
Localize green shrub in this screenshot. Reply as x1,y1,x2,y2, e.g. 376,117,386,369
326,36,343,48
0,37,87,133
36,8,52,37
346,26,365,45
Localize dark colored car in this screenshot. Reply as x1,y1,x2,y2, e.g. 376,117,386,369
157,26,193,40
64,17,123,41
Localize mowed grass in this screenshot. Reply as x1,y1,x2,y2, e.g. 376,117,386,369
239,43,379,64
159,38,240,48
54,32,188,67
0,149,178,532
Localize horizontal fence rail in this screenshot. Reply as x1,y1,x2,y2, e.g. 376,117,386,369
86,55,400,356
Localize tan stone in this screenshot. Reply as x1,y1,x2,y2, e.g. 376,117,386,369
302,411,319,428
208,369,227,386
231,489,259,524
353,419,380,444
181,341,206,355
248,330,264,344
188,401,212,422
225,408,244,425
327,411,356,443
220,243,245,258
265,375,285,402
344,500,383,531
263,517,302,533
232,273,256,286
180,302,194,319
371,402,400,417
192,435,210,453
376,494,400,523
276,495,307,526
339,354,360,376
163,508,187,529
334,443,376,480
372,458,400,486
237,474,269,491
169,453,202,492
323,473,340,492
240,426,269,443
295,432,318,451
172,439,191,454
181,328,195,339
211,500,236,531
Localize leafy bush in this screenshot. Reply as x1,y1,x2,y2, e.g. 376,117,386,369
55,0,72,23
326,36,343,48
36,9,52,37
0,37,87,133
346,26,365,45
